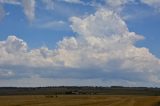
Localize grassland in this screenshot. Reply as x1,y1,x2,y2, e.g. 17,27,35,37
0,95,160,106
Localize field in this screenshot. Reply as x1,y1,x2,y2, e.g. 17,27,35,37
0,95,160,106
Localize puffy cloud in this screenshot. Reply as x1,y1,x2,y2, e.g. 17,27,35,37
3,36,28,53
0,36,28,66
71,9,128,37
22,0,36,22
68,9,159,74
0,9,160,86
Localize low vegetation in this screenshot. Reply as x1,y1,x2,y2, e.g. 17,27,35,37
1,86,160,106
0,95,160,106
153,101,160,106
1,86,160,96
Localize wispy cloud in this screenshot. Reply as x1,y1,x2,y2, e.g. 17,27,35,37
42,0,54,10
22,0,36,22
0,0,20,5
62,0,83,4
141,0,160,11
34,20,70,31
0,0,35,22
0,4,5,21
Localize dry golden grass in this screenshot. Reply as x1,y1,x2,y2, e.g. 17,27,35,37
0,95,160,106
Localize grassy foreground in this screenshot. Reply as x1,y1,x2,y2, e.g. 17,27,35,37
0,95,160,106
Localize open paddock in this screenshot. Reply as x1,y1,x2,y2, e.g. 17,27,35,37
0,95,160,106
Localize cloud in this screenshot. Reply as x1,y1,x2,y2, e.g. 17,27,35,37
0,0,20,5
42,0,54,10
0,8,160,86
62,0,83,4
0,4,5,21
105,0,135,11
106,0,131,7
22,0,36,22
0,0,160,24
0,0,35,22
0,0,84,23
0,69,14,78
141,0,160,11
34,20,70,31
104,0,160,12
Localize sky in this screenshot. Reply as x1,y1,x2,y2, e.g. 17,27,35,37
0,0,160,87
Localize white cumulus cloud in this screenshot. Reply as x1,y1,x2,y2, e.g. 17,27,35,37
0,8,160,86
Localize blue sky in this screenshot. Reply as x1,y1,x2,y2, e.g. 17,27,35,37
0,0,160,87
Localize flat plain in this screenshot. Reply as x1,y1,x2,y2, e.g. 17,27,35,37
0,95,160,106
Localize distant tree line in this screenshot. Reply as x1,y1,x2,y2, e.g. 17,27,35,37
0,86,160,96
